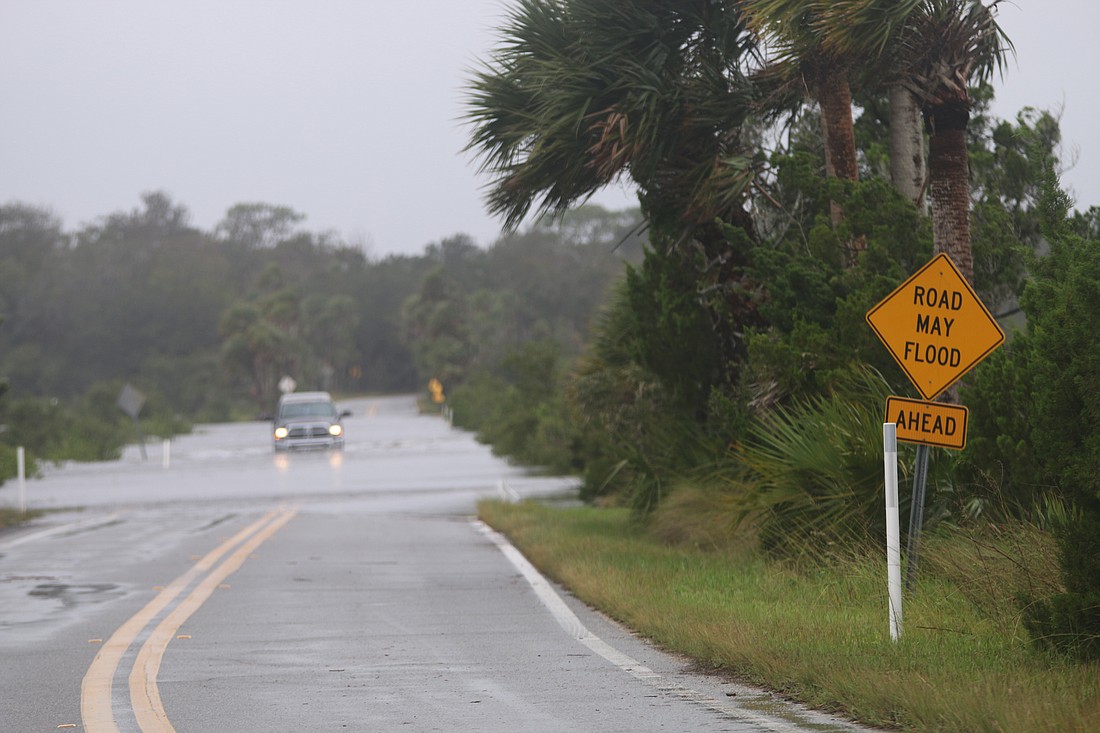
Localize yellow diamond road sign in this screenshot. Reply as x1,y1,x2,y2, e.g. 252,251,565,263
866,253,1005,400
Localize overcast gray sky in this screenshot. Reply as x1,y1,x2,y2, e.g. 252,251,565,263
1,1,1096,257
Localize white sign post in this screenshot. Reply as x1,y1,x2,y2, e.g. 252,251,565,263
884,424,903,642
116,383,148,461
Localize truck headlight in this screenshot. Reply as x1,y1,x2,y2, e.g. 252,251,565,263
274,427,289,439
328,424,343,437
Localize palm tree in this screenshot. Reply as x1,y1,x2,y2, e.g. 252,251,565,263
899,0,1011,283
464,0,759,239
466,1,767,424
739,0,861,221
814,0,926,205
740,0,920,259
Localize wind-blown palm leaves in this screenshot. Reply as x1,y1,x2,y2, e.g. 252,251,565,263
465,0,759,237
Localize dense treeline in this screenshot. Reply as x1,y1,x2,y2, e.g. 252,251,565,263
462,0,1100,660
0,196,641,472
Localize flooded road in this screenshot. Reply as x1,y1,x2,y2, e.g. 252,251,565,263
17,395,574,513
0,395,871,732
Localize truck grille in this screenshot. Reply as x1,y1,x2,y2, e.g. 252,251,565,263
288,426,330,439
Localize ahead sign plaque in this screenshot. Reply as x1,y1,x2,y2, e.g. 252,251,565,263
885,396,969,450
866,253,1005,400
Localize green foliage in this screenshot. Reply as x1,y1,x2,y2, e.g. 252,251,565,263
734,367,922,558
970,100,1064,245
401,213,643,390
743,176,932,402
220,259,372,410
449,341,582,475
465,0,757,234
960,166,1100,659
0,377,190,471
1022,509,1100,660
0,192,430,420
1019,182,1100,659
215,202,305,249
1023,210,1100,506
403,208,645,476
401,267,475,388
622,247,727,418
1,395,124,464
569,275,724,512
0,443,31,486
1070,206,1100,241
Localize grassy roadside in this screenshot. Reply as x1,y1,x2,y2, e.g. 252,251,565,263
478,500,1099,733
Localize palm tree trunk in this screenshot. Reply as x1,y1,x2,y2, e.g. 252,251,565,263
815,66,865,261
817,66,860,189
889,85,927,210
927,99,973,283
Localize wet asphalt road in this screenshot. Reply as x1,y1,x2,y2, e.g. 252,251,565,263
0,395,873,732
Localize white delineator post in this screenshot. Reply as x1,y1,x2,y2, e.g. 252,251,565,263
17,446,26,516
884,424,903,641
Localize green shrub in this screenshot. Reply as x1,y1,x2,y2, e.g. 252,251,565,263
0,443,37,486
449,341,583,475
0,380,191,466
734,367,893,558
732,366,956,560
964,168,1100,659
742,178,933,404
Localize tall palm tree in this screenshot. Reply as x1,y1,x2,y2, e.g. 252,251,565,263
899,0,1010,283
739,0,861,223
814,0,926,205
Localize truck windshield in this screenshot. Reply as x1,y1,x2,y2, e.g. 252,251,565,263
280,402,336,419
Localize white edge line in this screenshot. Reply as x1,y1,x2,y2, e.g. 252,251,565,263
472,519,847,733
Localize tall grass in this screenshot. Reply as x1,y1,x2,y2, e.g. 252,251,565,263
0,506,42,530
480,500,1100,733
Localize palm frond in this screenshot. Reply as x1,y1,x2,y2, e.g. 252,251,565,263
896,0,1014,106
735,365,898,555
814,0,924,59
463,0,760,235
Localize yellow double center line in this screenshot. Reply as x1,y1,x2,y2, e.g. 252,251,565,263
82,506,298,733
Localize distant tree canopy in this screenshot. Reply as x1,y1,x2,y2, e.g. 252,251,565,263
0,193,641,427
